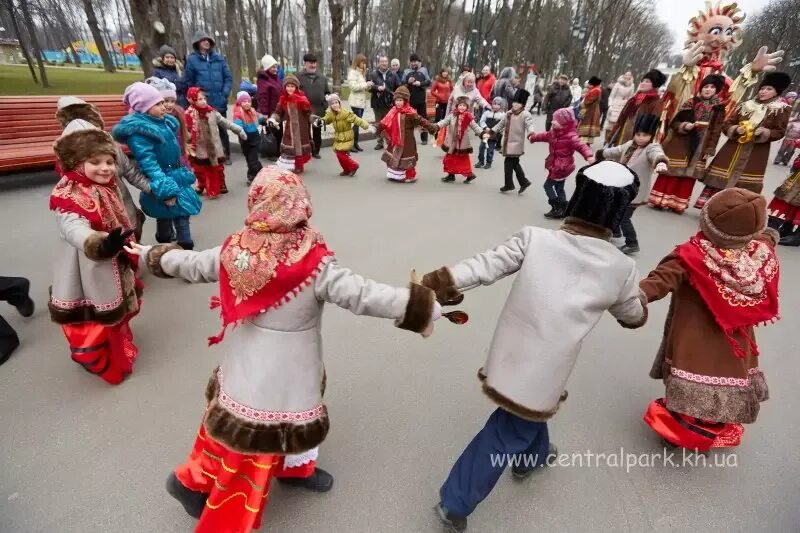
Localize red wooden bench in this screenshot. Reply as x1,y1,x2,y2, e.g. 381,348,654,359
0,95,127,175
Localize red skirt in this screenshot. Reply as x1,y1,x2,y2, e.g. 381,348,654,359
175,424,317,533
649,175,695,213
767,197,800,226
62,313,138,385
693,185,720,210
643,398,744,452
443,153,473,177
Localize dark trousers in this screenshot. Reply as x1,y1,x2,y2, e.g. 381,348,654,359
614,205,638,245
156,216,192,247
600,107,608,128
0,276,29,362
217,108,231,160
374,107,389,147
529,101,542,114
543,178,567,203
478,140,497,165
440,407,550,518
545,112,554,131
311,121,323,156
435,102,448,122
503,156,528,188
412,101,429,143
240,132,262,181
352,107,364,147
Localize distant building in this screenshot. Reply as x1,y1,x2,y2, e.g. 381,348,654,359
0,38,22,64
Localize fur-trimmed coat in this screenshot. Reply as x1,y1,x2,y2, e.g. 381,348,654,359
491,109,536,157
422,222,646,421
578,86,602,138
375,111,435,170
142,246,435,454
184,108,244,166
609,92,664,146
600,141,668,205
271,101,313,157
772,160,800,206
662,97,726,179
436,112,483,154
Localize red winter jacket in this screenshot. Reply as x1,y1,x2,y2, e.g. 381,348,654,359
256,68,283,116
431,79,454,104
529,108,593,180
477,74,496,101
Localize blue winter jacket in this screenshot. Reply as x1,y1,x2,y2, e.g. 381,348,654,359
151,57,187,105
184,50,233,113
112,113,202,220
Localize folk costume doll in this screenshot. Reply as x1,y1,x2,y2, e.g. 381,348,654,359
132,167,441,533
436,96,484,184
695,72,792,209
375,85,437,183
649,74,726,213
578,76,603,144
640,188,779,452
50,121,142,385
767,149,800,246
607,69,666,147
269,75,314,173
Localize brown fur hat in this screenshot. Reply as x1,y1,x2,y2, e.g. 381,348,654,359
394,85,411,101
53,122,117,171
55,103,105,129
700,188,767,249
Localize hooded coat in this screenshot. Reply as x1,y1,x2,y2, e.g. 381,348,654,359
183,32,233,113
256,65,283,116
530,109,593,180
152,45,186,105
607,75,635,124
491,67,518,108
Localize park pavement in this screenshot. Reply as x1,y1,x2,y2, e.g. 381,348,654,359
0,113,799,533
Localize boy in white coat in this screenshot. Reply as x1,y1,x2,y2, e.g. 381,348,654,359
421,161,648,532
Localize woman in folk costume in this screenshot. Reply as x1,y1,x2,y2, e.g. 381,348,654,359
375,85,437,183
767,150,800,246
185,87,247,199
695,72,792,209
127,167,441,532
268,75,314,173
640,188,779,451
608,69,666,147
436,96,484,184
50,122,141,385
578,76,603,144
649,74,726,214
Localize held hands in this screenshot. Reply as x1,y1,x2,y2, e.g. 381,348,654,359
123,241,147,257
655,162,668,173
587,156,596,164
751,46,784,73
754,127,768,138
684,122,696,131
238,131,248,141
527,133,536,143
267,117,279,128
413,81,421,87
101,227,134,258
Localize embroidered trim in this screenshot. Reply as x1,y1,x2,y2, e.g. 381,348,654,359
50,256,124,311
671,367,750,387
283,447,319,468
217,369,326,423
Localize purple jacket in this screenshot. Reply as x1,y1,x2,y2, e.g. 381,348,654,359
256,69,283,116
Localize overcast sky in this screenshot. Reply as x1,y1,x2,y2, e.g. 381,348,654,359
655,0,770,53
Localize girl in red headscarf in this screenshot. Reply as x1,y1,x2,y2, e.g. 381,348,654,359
435,96,484,184
268,75,314,173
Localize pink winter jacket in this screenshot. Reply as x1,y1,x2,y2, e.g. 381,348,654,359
530,109,593,180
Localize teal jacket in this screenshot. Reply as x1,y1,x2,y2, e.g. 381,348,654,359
112,113,201,219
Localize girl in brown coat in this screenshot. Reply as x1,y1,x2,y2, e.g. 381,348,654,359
608,69,666,147
640,188,780,451
268,75,314,173
695,73,792,209
436,96,484,183
578,76,603,144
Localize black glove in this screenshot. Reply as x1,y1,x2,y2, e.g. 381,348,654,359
100,227,134,258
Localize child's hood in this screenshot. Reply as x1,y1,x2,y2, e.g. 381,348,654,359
112,112,177,144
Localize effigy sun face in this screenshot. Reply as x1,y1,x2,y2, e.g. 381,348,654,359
686,2,744,57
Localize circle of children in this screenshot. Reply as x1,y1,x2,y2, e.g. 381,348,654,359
28,10,794,532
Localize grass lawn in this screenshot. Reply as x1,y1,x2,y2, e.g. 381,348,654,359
0,64,142,96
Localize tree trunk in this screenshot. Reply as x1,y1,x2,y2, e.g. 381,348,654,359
304,0,322,59
225,0,242,96
1,0,38,83
395,0,418,66
238,0,257,79
81,0,116,72
328,0,358,87
269,0,284,66
414,0,437,68
17,0,49,86
128,0,186,78
356,0,369,55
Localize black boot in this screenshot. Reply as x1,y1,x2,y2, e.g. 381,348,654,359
518,179,531,195
544,199,559,218
178,241,194,251
512,443,559,479
464,174,477,183
619,242,641,255
165,472,208,519
484,161,492,170
441,174,456,183
277,467,334,492
554,200,569,219
779,229,800,247
475,160,484,169
374,139,384,150
434,503,467,533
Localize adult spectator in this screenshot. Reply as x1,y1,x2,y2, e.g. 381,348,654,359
297,53,331,159
347,53,372,152
492,67,518,109
369,55,400,150
257,53,283,154
569,78,583,104
390,58,401,76
476,65,495,102
529,83,544,114
184,31,233,166
605,71,635,144
431,67,454,123
401,53,432,144
544,74,573,131
600,82,612,128
151,45,186,107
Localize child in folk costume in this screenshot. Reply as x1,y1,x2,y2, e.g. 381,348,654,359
772,113,800,166
529,108,595,219
127,166,441,533
475,97,505,170
375,85,437,183
597,114,668,255
50,122,142,385
186,87,247,199
268,74,314,173
421,161,647,532
577,76,603,144
488,89,535,194
320,93,373,176
113,82,201,250
146,77,189,159
607,69,666,147
640,188,779,452
437,96,484,184
767,149,800,246
649,74,726,214
696,72,792,209
233,91,267,185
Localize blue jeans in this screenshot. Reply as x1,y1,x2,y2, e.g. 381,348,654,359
352,107,364,147
478,140,497,165
156,216,192,247
440,408,550,518
543,179,566,203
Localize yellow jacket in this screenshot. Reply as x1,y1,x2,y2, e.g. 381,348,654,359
321,108,370,151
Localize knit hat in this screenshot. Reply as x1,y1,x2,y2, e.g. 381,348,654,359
642,69,667,89
53,119,117,171
236,91,251,104
455,96,471,107
564,161,639,231
123,81,164,113
187,86,206,103
261,53,278,70
491,96,506,110
390,58,400,68
158,44,177,58
633,114,660,136
394,85,411,101
553,107,577,129
145,76,177,99
588,76,602,87
512,89,530,105
283,74,300,89
759,72,791,94
303,53,318,63
786,91,798,100
55,96,104,129
326,93,341,106
700,74,725,94
700,188,767,249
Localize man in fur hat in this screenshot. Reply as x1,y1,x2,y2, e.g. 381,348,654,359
608,69,667,147
421,161,647,532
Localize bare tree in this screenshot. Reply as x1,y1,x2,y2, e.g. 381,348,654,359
304,0,322,59
269,0,284,65
414,0,438,68
128,0,186,77
327,0,358,86
355,0,369,54
224,0,242,93
16,0,49,85
1,0,40,84
82,0,116,72
238,0,257,79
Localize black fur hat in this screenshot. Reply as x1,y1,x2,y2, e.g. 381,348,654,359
642,69,667,89
513,89,530,105
759,72,792,94
588,76,602,87
700,74,725,94
565,161,640,231
634,114,660,136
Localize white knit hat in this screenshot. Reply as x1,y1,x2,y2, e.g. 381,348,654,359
326,93,341,105
261,54,278,70
57,96,87,110
61,119,98,136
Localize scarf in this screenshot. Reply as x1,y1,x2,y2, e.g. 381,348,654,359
740,97,787,130
380,102,417,148
187,105,223,164
454,109,474,146
210,167,333,345
233,104,259,126
676,232,779,358
278,89,311,112
682,94,722,155
634,89,659,106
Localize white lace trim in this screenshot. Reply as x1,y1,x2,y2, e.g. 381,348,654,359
283,447,319,468
671,367,752,387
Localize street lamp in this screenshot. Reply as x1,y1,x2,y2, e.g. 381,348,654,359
482,40,487,46
491,39,497,47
